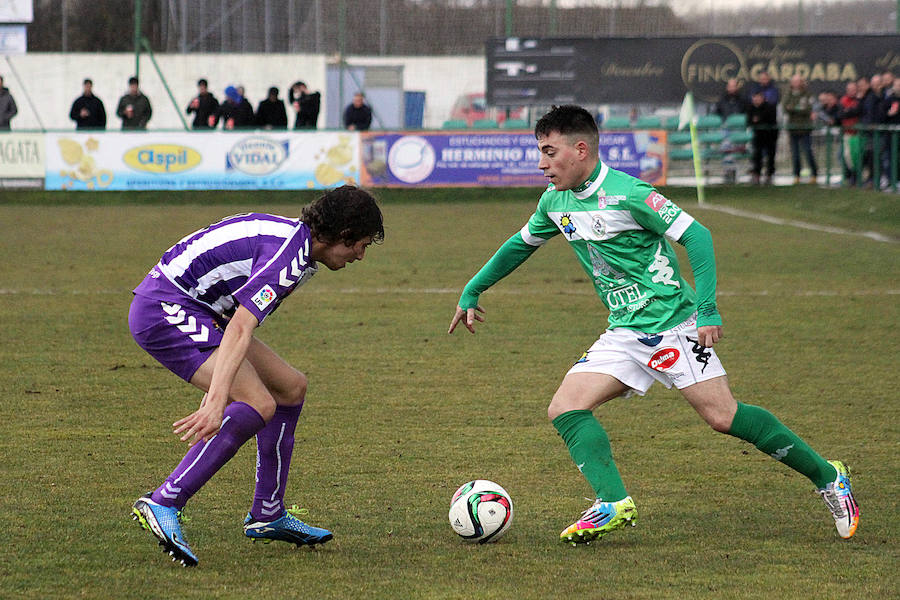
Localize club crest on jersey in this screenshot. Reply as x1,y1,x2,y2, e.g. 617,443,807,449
592,216,606,237
559,213,577,236
251,284,277,310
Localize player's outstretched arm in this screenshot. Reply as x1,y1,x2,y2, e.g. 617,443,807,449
448,304,485,334
448,231,540,335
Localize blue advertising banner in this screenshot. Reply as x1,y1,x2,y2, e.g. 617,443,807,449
361,131,544,187
360,130,667,187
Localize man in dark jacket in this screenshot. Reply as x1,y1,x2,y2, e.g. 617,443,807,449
0,75,18,130
116,76,152,130
186,79,219,129
70,78,107,130
343,92,373,131
714,79,748,119
217,85,255,130
747,91,778,184
289,81,321,129
256,87,288,130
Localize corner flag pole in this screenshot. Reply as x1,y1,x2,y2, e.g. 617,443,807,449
679,92,706,205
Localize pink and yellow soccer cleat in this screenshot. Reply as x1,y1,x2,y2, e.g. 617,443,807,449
560,496,637,545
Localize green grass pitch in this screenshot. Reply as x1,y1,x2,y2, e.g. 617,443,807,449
0,186,897,599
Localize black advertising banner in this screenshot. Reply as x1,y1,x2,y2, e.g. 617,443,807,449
487,35,900,105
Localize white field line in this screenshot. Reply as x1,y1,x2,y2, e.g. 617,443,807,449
1,288,898,297
695,203,898,243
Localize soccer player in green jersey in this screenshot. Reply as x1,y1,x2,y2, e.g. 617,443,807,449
448,105,859,544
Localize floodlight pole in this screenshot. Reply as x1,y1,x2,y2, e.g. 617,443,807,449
134,0,142,80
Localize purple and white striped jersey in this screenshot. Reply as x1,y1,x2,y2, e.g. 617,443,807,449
134,213,317,324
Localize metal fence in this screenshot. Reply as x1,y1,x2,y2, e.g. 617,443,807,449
30,0,900,55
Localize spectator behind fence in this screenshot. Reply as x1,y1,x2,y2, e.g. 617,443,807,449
343,92,372,131
256,86,288,130
815,90,842,181
714,78,748,118
857,75,885,185
748,90,778,185
0,75,18,130
187,78,219,129
218,85,255,130
69,78,106,130
748,70,780,106
782,74,818,185
289,81,321,129
886,79,900,177
838,81,862,185
116,76,152,130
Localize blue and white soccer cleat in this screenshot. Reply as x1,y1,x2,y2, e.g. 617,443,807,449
243,505,333,547
131,494,199,567
818,460,859,539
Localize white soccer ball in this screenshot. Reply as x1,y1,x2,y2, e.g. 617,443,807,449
448,479,514,543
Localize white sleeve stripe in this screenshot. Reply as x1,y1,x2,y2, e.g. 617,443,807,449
665,211,695,242
519,224,549,246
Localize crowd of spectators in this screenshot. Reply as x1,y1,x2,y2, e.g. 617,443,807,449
56,75,369,132
714,70,900,186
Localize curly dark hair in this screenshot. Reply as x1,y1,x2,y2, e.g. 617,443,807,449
301,185,384,245
534,105,599,154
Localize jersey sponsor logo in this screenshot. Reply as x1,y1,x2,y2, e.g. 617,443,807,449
605,283,648,310
226,137,289,176
645,191,680,224
645,191,668,212
596,188,625,209
252,284,277,310
123,144,201,174
648,242,681,288
559,213,577,237
648,348,680,371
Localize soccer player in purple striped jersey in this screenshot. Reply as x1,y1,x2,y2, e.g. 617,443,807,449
128,185,384,566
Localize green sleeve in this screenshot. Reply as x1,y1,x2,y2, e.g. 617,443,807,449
458,232,539,309
677,220,722,327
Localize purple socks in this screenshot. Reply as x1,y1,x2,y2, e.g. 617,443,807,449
250,403,303,522
151,401,265,509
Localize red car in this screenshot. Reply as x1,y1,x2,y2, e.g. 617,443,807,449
449,93,526,126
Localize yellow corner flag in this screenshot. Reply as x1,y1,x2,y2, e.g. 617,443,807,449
678,92,705,205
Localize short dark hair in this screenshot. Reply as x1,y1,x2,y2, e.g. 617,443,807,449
534,105,599,153
83,78,92,85
301,185,384,245
128,76,139,85
198,78,208,87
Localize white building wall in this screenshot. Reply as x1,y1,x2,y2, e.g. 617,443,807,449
4,53,484,131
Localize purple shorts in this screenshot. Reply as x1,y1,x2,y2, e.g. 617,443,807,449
128,274,225,382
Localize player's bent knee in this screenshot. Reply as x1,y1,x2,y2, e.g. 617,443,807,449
275,372,307,407
704,411,735,434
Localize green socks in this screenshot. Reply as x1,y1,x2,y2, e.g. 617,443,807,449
727,402,837,489
552,410,628,501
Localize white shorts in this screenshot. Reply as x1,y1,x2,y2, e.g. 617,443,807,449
567,313,727,396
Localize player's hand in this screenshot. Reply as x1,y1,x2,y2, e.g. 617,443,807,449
697,325,723,348
448,305,485,334
173,397,225,446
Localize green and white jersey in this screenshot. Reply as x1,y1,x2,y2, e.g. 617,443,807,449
522,161,697,332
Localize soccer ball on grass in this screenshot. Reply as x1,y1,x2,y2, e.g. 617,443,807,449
448,479,513,543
